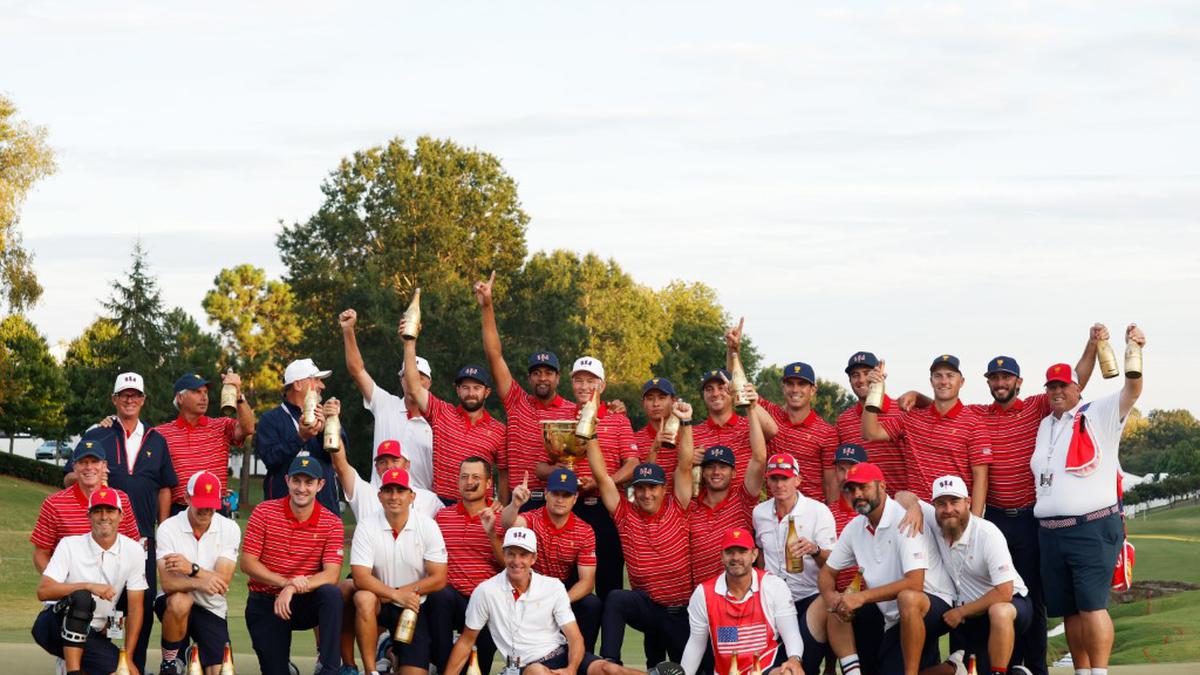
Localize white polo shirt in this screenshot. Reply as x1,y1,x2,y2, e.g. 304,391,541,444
920,503,1027,605
154,510,241,618
1031,391,1127,518
826,497,956,629
350,510,447,605
346,475,443,522
365,383,434,491
752,495,837,600
465,571,575,665
43,533,149,630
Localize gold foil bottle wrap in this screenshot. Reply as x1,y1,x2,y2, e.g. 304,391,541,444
727,650,740,675
967,654,977,675
187,647,204,675
660,414,680,449
467,646,483,675
575,390,599,440
729,352,752,409
1124,342,1142,379
302,388,320,426
116,649,132,675
323,414,341,451
748,652,763,675
396,606,418,643
785,516,804,573
864,380,885,414
847,570,864,593
220,383,238,416
220,642,236,674
691,464,702,499
1097,339,1120,379
400,288,422,341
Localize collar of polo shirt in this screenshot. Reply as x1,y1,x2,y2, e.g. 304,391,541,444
930,400,964,419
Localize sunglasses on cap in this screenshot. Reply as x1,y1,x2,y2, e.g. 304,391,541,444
766,460,796,471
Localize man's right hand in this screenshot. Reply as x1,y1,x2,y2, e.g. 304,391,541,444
90,583,117,601
474,271,496,308
393,588,421,612
339,309,357,331
724,317,744,352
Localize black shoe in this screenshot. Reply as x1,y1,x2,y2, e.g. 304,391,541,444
650,662,685,675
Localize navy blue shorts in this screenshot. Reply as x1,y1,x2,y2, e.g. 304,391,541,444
378,603,433,668
950,595,1033,672
879,593,951,674
528,648,600,675
154,594,231,667
794,593,828,675
1038,512,1122,617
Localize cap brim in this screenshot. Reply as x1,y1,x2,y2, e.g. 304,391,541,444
503,544,538,553
764,469,796,478
985,368,1020,377
781,376,815,385
1045,378,1075,386
190,496,222,509
630,479,666,486
288,470,324,479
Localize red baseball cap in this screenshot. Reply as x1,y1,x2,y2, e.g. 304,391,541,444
843,462,885,486
376,440,403,459
380,468,412,490
765,453,800,478
1044,363,1078,386
88,487,124,512
721,528,755,551
187,471,223,509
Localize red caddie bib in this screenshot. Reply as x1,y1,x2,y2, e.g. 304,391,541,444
703,568,780,674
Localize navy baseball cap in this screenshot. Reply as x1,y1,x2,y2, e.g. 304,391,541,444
287,454,324,479
833,443,869,465
641,377,677,398
173,373,209,393
545,468,578,495
73,440,106,462
528,351,560,373
699,368,731,388
630,462,667,486
454,365,493,388
701,445,736,467
985,356,1020,377
781,362,815,385
930,354,961,374
845,351,880,374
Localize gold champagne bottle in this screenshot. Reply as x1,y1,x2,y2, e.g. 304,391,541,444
575,390,599,440
302,387,320,426
967,653,977,675
847,570,864,593
748,652,763,675
660,414,680,449
396,606,419,644
187,646,204,675
1097,338,1120,379
785,516,804,573
467,646,483,675
220,369,238,416
116,648,132,675
729,352,752,409
323,401,341,452
400,288,422,340
1124,341,1142,379
864,360,886,413
727,650,740,675
220,642,236,675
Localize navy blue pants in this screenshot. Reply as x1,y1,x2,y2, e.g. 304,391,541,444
599,589,689,665
32,607,119,674
879,593,951,675
950,594,1034,674
154,594,230,667
245,586,342,675
986,506,1048,675
574,498,624,599
573,594,603,653
426,586,497,675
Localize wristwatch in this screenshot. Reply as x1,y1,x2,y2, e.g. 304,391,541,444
680,419,694,426
188,563,200,578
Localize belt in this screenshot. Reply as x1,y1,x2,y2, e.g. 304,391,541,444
1038,504,1120,530
665,605,688,616
988,505,1034,517
529,644,567,665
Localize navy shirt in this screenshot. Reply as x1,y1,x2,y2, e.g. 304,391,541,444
65,419,178,538
256,400,343,515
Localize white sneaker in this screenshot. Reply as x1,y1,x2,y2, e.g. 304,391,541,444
945,650,967,675
1011,667,1034,675
55,657,66,675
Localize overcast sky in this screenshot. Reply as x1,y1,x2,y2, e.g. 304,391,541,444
5,1,1197,414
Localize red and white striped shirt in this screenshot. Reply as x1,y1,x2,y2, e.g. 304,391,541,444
502,385,576,492
760,401,837,502
614,496,692,607
154,416,242,505
425,394,507,500
968,394,1050,509
435,502,505,596
637,424,681,492
242,497,344,596
572,403,639,487
880,400,993,501
836,397,908,493
30,484,142,551
521,507,597,582
687,485,759,585
692,413,752,487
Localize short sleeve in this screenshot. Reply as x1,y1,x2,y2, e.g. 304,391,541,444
880,414,905,442
984,526,1018,586
158,441,180,488
577,523,598,567
813,504,837,550
616,416,639,462
154,524,176,560
118,494,142,539
322,517,346,566
464,586,490,631
825,529,858,572
220,416,241,444
366,382,394,413
899,531,932,574
763,574,798,620
502,382,528,415
219,519,242,562
1025,393,1051,417
551,583,576,627
29,499,60,550
968,415,993,467
817,423,838,470
492,420,509,468
424,393,453,425
422,519,449,563
350,526,375,569
126,547,149,592
43,543,71,582
241,505,268,558
1087,391,1126,447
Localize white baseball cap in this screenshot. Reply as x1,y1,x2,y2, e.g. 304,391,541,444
571,356,605,381
283,358,333,386
502,527,538,553
398,356,432,379
113,372,144,395
931,475,969,501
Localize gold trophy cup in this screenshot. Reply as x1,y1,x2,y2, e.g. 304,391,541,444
543,420,587,469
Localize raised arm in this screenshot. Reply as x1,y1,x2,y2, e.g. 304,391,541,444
340,308,377,402
744,391,768,495
401,324,431,414
673,401,696,509
860,368,891,442
1120,323,1146,420
474,271,514,399
585,436,621,514
328,434,362,500
500,472,531,529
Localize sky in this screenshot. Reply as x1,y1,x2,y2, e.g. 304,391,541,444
4,0,1197,414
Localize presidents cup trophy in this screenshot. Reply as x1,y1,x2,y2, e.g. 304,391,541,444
543,421,586,469
400,288,422,341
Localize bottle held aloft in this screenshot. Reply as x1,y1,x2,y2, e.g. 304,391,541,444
400,288,422,341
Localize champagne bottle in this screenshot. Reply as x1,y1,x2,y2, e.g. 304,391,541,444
323,398,341,452
220,642,236,675
847,570,864,593
748,652,763,675
785,516,804,573
660,414,680,449
575,390,599,440
220,368,238,416
1124,341,1143,379
1097,338,1120,379
467,645,483,675
400,288,422,341
864,360,886,413
727,650,740,675
188,646,204,675
967,653,977,675
729,352,752,409
116,648,132,675
302,386,320,426
396,605,419,644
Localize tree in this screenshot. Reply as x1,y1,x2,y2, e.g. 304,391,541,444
62,318,122,434
0,315,67,450
651,280,762,393
1119,408,1200,475
754,365,857,425
0,95,56,312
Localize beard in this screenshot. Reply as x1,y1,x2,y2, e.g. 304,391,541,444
991,386,1019,404
853,497,879,515
461,398,485,412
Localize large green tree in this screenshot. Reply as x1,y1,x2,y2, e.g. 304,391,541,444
62,318,122,433
0,95,56,312
0,315,67,450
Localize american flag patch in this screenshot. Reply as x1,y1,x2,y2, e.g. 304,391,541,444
912,551,925,560
716,625,769,654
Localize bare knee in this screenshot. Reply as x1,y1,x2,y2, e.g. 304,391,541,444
338,578,356,601
353,589,379,614
897,590,928,616
165,591,193,616
989,602,1016,623
523,664,551,675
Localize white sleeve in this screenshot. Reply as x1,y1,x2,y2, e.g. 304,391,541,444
218,519,241,563
422,518,449,563
1088,391,1126,447
464,586,490,631
899,531,932,574
551,583,576,628
126,547,149,592
350,527,375,569
365,382,394,412
825,527,857,572
681,586,710,675
43,543,71,583
983,525,1017,586
346,478,373,517
154,525,176,560
764,576,803,659
814,504,837,551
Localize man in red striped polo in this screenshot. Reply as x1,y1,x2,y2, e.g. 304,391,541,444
590,401,695,668
836,351,908,493
862,355,993,510
758,361,840,505
637,377,683,492
155,372,255,514
240,454,345,675
401,320,507,505
474,272,576,511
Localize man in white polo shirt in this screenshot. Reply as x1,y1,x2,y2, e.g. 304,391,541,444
350,467,448,675
923,475,1032,675
154,470,241,675
332,435,444,521
752,452,837,675
820,462,956,675
33,488,148,675
1031,323,1146,675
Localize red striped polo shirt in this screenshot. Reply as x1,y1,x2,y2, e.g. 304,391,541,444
836,397,908,493
502,385,576,492
572,403,639,486
831,497,860,591
968,394,1051,509
686,484,759,585
30,484,142,551
242,497,344,595
614,496,692,606
637,424,681,492
880,400,993,501
760,400,837,502
435,502,505,595
521,507,597,582
692,413,752,487
426,394,507,500
154,415,242,505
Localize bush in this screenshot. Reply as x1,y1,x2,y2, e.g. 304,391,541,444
0,451,64,487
